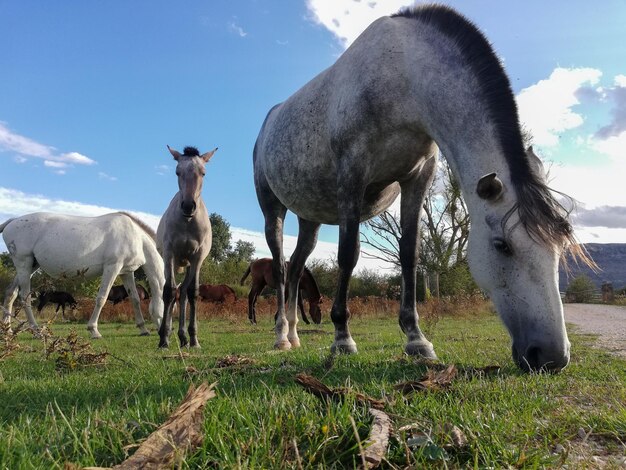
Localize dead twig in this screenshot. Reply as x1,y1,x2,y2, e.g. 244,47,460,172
394,364,457,395
295,373,385,410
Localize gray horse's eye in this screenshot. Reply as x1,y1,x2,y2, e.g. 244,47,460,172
493,238,512,256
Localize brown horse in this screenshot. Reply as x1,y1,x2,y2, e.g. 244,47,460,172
240,258,322,325
107,284,149,305
198,284,237,303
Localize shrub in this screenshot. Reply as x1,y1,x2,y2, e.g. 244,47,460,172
565,275,596,303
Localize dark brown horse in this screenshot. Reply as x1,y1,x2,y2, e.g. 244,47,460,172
198,284,237,303
107,284,149,305
240,258,322,325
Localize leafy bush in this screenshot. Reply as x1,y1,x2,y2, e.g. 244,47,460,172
565,275,596,303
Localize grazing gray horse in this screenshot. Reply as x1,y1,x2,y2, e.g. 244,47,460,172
157,145,216,348
253,5,588,371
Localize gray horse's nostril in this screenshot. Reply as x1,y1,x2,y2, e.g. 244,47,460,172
514,343,569,373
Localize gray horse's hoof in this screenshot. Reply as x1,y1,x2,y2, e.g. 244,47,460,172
405,341,437,359
139,331,150,337
331,338,358,354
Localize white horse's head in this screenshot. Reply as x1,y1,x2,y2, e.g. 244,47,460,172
168,145,217,218
466,149,584,372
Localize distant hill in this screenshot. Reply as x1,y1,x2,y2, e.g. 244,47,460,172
559,243,626,292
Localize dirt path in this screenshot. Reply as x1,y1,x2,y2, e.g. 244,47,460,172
564,304,626,358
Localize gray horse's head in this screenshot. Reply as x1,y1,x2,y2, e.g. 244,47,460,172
467,148,591,372
167,145,218,218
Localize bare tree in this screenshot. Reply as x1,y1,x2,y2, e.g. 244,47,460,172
361,158,470,296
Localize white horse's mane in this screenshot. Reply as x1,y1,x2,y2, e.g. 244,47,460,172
116,212,157,242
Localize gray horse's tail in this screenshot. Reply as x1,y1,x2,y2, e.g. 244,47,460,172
240,264,251,285
0,218,15,234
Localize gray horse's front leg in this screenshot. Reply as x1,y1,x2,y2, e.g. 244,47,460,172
256,172,289,350
398,162,437,359
285,217,320,347
330,194,361,354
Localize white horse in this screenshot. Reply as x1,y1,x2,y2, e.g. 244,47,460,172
253,5,590,371
1,212,165,339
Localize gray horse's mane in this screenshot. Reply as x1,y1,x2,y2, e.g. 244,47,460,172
393,5,587,262
117,212,157,242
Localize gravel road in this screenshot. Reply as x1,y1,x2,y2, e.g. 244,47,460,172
564,304,626,358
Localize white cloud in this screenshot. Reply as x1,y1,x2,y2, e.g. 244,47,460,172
516,67,602,146
98,172,118,182
155,164,171,176
0,122,97,170
0,187,393,272
615,75,626,87
228,21,247,38
590,130,626,160
60,151,96,165
44,160,68,168
306,0,415,48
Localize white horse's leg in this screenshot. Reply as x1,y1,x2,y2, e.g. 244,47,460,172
87,264,121,339
2,276,20,327
177,269,191,348
285,217,321,348
184,260,203,348
398,159,438,359
121,273,149,336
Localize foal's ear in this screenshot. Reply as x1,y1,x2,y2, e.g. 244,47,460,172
167,145,182,161
201,147,218,163
476,172,504,201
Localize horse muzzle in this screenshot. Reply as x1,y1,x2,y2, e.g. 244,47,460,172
512,340,570,373
180,200,196,218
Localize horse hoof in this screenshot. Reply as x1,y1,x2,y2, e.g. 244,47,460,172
190,343,201,349
331,339,358,355
288,337,301,348
274,340,292,351
139,331,150,337
405,341,437,359
158,343,169,349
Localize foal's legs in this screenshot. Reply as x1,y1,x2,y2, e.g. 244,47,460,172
284,217,320,347
121,272,150,336
398,158,438,359
185,260,203,348
158,258,177,348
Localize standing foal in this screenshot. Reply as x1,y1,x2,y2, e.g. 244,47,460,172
157,145,216,348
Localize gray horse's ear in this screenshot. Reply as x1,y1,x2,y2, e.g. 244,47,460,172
526,146,546,180
201,147,218,162
476,172,504,201
167,145,182,161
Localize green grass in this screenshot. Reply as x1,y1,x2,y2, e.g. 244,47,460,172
1,308,625,469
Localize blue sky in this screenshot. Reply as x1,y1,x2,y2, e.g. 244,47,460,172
2,0,626,270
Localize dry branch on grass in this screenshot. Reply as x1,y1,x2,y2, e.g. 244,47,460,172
83,381,216,470
359,408,392,469
295,373,385,410
394,364,458,395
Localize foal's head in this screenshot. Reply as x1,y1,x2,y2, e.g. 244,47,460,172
167,145,218,218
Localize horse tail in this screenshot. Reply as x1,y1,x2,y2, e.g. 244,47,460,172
240,264,252,285
0,218,15,234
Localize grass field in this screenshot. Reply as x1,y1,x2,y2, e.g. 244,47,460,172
1,301,625,469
